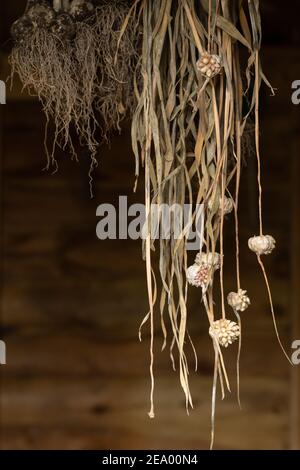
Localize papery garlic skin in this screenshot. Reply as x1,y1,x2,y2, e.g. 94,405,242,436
248,235,275,255
208,196,233,215
209,319,240,348
27,2,56,27
70,0,94,20
196,52,222,79
187,252,221,289
195,252,221,270
227,289,250,312
186,264,210,288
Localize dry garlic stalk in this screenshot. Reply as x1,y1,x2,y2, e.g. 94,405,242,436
227,289,250,312
187,252,221,290
196,52,222,79
248,235,275,255
208,196,233,215
209,319,240,348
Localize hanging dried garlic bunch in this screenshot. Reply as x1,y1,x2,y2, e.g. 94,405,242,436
122,0,291,449
9,0,292,449
10,0,139,186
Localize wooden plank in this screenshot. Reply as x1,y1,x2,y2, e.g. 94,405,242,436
0,375,288,450
0,329,290,378
0,53,35,102
290,122,300,449
1,47,299,450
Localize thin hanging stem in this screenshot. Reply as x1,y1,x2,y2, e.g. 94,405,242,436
219,158,226,320
145,150,155,419
233,309,242,409
208,0,212,53
257,255,293,365
255,51,263,236
210,341,219,450
234,124,242,291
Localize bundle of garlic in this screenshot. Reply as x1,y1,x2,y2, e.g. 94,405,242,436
10,0,139,183
9,0,291,449
124,0,290,449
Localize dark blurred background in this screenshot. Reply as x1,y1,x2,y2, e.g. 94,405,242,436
0,1,300,450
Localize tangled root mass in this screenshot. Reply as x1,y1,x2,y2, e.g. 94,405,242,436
10,0,139,178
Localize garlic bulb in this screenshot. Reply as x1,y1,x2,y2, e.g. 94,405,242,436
195,252,221,270
27,2,55,28
248,235,275,255
11,1,56,44
209,319,240,348
70,0,94,20
51,13,76,40
227,289,250,312
186,263,210,288
196,52,222,79
187,252,221,289
11,16,34,44
208,196,233,215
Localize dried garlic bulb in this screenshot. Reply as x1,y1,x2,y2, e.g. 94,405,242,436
27,2,55,28
186,264,210,288
209,319,240,348
187,252,221,289
196,52,222,79
11,16,34,44
227,289,250,312
11,1,56,44
195,252,221,270
208,196,233,215
51,13,76,40
248,235,275,255
70,0,95,21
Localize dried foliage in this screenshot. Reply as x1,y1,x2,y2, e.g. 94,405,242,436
124,0,289,447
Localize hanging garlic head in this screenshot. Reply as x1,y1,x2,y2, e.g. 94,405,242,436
27,2,56,28
209,319,240,348
208,195,233,215
186,264,210,288
248,235,275,255
70,0,95,21
196,52,222,79
51,13,76,40
187,252,221,290
11,16,34,44
227,289,250,312
195,252,221,270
